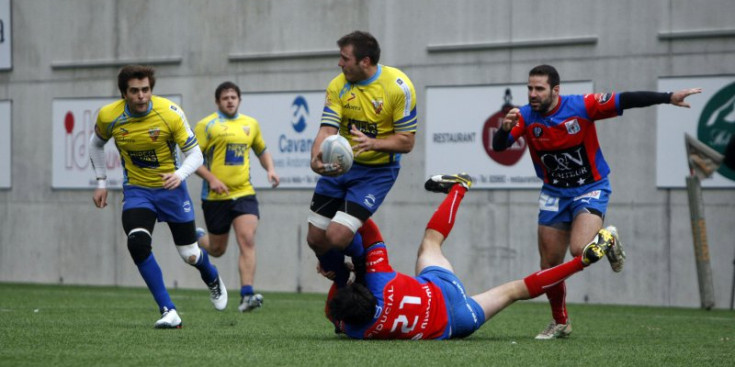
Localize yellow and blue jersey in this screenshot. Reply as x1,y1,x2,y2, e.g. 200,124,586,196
194,111,267,200
321,64,417,165
94,95,198,188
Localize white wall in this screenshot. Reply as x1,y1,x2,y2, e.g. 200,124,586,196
1,0,734,308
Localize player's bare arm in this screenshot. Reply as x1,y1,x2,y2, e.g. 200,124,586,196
310,125,342,175
195,166,230,195
671,88,703,108
258,151,280,188
350,124,414,157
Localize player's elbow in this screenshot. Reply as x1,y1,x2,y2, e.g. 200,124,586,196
397,133,415,153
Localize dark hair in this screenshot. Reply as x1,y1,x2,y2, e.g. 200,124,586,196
529,64,560,88
328,283,377,325
117,65,156,97
215,81,242,101
337,31,381,65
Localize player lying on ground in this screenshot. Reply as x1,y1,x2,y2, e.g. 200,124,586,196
323,174,624,339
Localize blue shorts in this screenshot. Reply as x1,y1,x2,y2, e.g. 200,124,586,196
417,266,485,339
313,162,399,216
122,183,195,223
537,178,611,227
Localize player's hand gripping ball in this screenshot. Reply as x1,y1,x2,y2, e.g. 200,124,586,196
320,134,354,176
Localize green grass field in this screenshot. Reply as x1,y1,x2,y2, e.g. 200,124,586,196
0,283,732,367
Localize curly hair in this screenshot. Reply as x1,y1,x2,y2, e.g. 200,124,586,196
328,283,377,325
117,65,156,97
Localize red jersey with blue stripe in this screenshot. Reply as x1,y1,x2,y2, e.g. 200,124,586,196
506,93,621,193
328,242,450,340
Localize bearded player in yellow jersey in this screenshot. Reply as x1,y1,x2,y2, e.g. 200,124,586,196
194,81,279,312
307,31,418,288
89,65,226,329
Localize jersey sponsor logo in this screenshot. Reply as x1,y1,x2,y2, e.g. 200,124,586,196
347,93,356,102
348,120,378,137
170,105,179,112
363,193,376,208
129,149,159,168
225,143,247,165
564,119,581,135
148,127,161,142
597,93,613,104
371,99,384,114
573,190,601,201
539,145,593,187
539,193,559,212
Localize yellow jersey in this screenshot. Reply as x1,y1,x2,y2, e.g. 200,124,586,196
321,64,418,165
194,111,267,200
95,95,198,188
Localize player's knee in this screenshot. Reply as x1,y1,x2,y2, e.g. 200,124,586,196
207,244,226,258
176,243,201,265
127,228,152,264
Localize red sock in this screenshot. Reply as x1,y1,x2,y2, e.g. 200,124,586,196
523,256,584,324
426,185,466,238
358,218,383,247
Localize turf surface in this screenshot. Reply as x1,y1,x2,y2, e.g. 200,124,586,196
0,283,732,366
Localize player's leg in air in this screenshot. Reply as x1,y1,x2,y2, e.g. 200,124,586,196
470,227,623,336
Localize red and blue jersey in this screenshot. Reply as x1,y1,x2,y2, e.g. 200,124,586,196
506,93,621,194
328,242,450,340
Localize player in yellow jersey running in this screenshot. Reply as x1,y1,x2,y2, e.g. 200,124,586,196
194,81,280,312
307,31,418,288
89,65,226,328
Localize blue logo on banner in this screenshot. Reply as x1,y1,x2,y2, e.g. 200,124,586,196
292,96,309,133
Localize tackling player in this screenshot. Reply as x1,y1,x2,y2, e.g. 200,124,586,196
89,65,226,328
492,64,701,339
307,31,418,288
324,174,622,340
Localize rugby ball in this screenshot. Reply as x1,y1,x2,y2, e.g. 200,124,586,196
320,134,354,175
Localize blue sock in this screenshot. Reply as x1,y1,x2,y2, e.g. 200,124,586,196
241,285,254,297
137,254,175,313
317,249,349,288
343,232,364,258
194,247,219,284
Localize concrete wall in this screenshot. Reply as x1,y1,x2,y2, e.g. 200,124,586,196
1,0,734,309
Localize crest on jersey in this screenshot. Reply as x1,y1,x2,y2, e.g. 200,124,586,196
148,127,161,142
242,126,251,136
120,127,130,136
597,93,613,104
371,99,384,114
533,126,543,137
565,119,581,134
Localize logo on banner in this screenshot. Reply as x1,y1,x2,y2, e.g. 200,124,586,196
698,81,735,180
292,95,309,133
482,88,526,166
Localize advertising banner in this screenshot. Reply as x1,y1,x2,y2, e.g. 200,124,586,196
656,77,735,188
241,92,323,189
